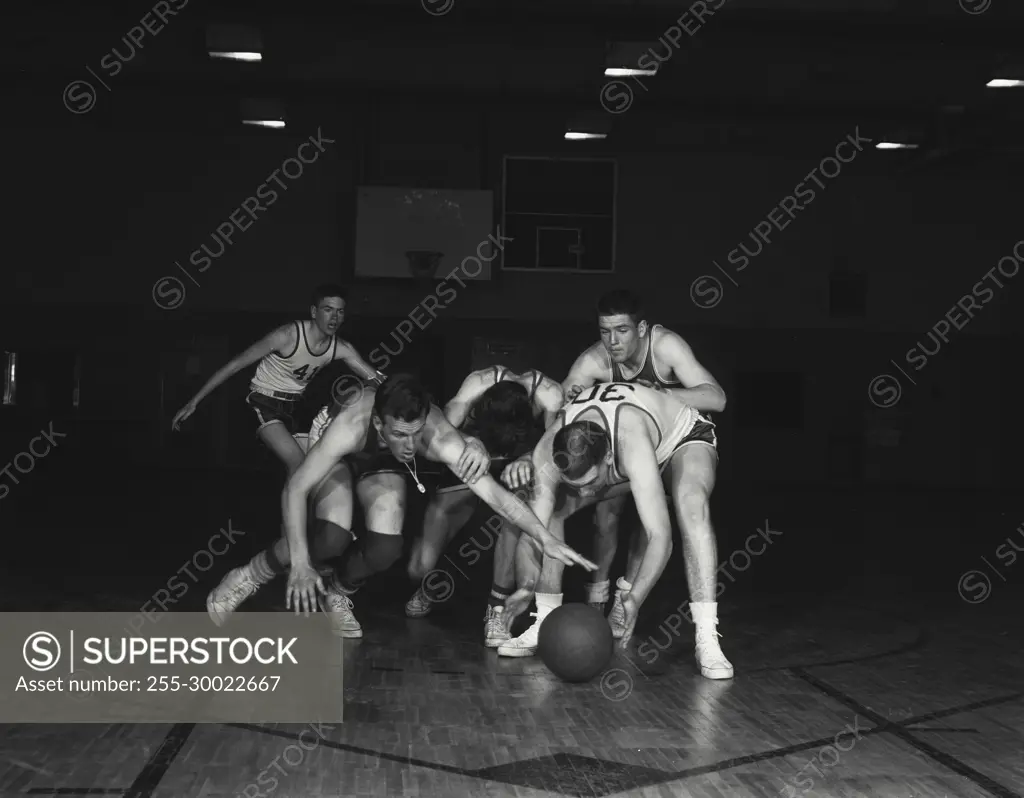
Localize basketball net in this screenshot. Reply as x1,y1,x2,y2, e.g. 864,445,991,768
405,250,443,291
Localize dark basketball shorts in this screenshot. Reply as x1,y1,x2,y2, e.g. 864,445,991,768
653,412,718,478
246,389,304,436
673,412,718,452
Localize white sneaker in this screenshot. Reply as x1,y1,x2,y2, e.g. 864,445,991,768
607,590,628,639
497,613,542,657
484,606,510,648
695,625,734,679
206,565,260,627
320,590,362,638
405,587,433,618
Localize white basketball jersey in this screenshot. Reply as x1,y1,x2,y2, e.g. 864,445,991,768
560,382,696,482
251,321,338,396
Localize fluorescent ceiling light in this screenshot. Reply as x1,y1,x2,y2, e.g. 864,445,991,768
875,142,919,150
243,119,285,129
210,51,262,62
987,78,1024,88
565,132,607,140
604,67,657,78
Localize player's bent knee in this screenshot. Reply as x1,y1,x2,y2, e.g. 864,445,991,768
677,486,710,528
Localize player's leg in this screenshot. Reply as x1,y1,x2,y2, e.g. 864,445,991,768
481,518,517,648
605,502,648,639
207,461,355,625
585,495,629,611
405,487,477,617
252,402,310,558
309,465,362,637
668,442,732,679
330,472,408,637
251,398,307,475
498,494,582,658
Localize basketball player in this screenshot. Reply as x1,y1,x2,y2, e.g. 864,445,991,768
205,411,355,629
212,374,595,637
206,371,496,635
498,381,732,680
559,289,725,622
404,366,564,648
171,284,384,473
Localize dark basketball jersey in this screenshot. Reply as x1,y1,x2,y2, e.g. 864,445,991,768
609,324,680,390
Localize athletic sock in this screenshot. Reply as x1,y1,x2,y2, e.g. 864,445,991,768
248,549,284,585
487,583,514,609
586,579,610,604
534,592,563,620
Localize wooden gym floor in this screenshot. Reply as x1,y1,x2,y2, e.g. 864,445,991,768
0,581,1021,798
0,465,1021,797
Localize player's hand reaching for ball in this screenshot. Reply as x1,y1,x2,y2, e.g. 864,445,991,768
286,563,325,616
618,593,639,649
457,439,490,484
501,458,533,490
171,400,198,430
542,536,597,571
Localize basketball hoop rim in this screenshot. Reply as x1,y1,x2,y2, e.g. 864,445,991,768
405,250,444,283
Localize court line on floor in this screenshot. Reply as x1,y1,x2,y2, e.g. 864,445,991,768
794,668,1023,798
27,724,195,798
218,691,1023,797
747,621,929,674
25,693,1020,798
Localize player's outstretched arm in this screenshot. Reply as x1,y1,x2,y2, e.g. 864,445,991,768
334,340,386,385
442,370,491,429
171,324,293,430
561,346,604,402
616,416,674,643
282,393,371,572
427,416,595,571
657,332,727,412
500,433,563,621
533,376,566,428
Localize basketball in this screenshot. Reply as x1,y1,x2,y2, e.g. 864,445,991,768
537,603,615,683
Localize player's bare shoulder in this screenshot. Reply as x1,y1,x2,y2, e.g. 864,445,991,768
317,387,374,449
466,367,500,391
651,325,689,360
267,321,299,353
532,372,565,411
421,404,456,453
582,342,613,378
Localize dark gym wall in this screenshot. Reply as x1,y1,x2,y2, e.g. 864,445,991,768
4,88,1021,490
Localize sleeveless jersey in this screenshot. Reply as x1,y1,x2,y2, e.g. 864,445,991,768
609,324,680,389
560,382,696,482
463,367,545,434
251,321,338,397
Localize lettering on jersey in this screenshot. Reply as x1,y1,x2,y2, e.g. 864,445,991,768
570,383,636,405
292,364,324,382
